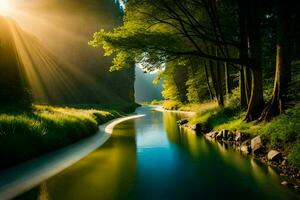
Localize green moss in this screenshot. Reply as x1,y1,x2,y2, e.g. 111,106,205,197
0,105,123,169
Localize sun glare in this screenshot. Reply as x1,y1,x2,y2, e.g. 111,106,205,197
0,0,13,16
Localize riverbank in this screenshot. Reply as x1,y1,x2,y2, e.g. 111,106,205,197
0,113,145,200
159,100,300,189
0,103,138,169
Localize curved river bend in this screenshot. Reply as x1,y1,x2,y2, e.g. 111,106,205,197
13,107,300,200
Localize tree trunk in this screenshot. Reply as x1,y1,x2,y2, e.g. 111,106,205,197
224,62,231,95
245,66,265,121
243,0,265,121
209,60,218,98
243,66,252,104
204,61,214,100
239,67,247,108
259,0,292,121
216,62,224,107
238,0,250,108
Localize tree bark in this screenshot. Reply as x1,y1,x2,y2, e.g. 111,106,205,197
244,0,265,121
224,62,231,95
209,60,218,99
204,60,214,100
216,60,224,107
239,67,247,108
243,66,252,104
245,66,265,121
238,0,251,108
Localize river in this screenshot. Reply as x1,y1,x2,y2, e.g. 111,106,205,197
10,106,300,199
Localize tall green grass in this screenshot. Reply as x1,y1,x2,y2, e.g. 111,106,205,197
0,105,123,169
162,100,217,112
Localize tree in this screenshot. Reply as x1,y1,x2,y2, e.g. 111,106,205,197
259,0,297,121
91,0,299,122
237,0,265,121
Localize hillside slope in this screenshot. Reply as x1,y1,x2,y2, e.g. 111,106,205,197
2,0,135,105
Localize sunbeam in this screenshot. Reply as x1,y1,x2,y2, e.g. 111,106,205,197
0,0,133,104
0,0,13,16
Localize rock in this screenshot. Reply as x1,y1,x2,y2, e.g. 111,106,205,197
227,131,234,141
177,119,188,125
281,160,287,166
206,131,218,138
240,145,251,154
216,131,223,140
251,136,263,154
281,181,288,186
267,150,282,162
294,185,300,190
191,123,204,134
222,129,229,140
281,181,294,187
191,124,197,130
235,132,246,142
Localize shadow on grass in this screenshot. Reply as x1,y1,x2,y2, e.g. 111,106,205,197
206,106,243,129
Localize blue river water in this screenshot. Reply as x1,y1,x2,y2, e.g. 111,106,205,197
14,106,300,200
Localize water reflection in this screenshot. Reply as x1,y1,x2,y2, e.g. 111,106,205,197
15,121,137,200
14,107,300,200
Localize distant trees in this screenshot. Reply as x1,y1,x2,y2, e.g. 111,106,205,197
91,0,300,121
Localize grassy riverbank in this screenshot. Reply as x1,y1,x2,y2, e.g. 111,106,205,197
0,104,138,169
160,99,300,170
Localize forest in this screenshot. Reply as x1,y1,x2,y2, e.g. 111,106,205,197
0,0,300,199
91,0,300,170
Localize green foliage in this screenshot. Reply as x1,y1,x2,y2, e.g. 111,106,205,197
189,101,300,169
260,104,300,168
189,105,243,130
89,0,300,170
162,100,183,110
0,105,121,169
186,69,206,103
162,78,182,102
89,26,181,71
163,100,217,113
261,104,300,148
161,61,189,102
289,141,300,169
287,61,300,102
150,99,163,105
225,87,241,107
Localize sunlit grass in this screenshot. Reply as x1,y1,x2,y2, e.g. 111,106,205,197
162,100,217,112
0,105,120,169
188,102,300,169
